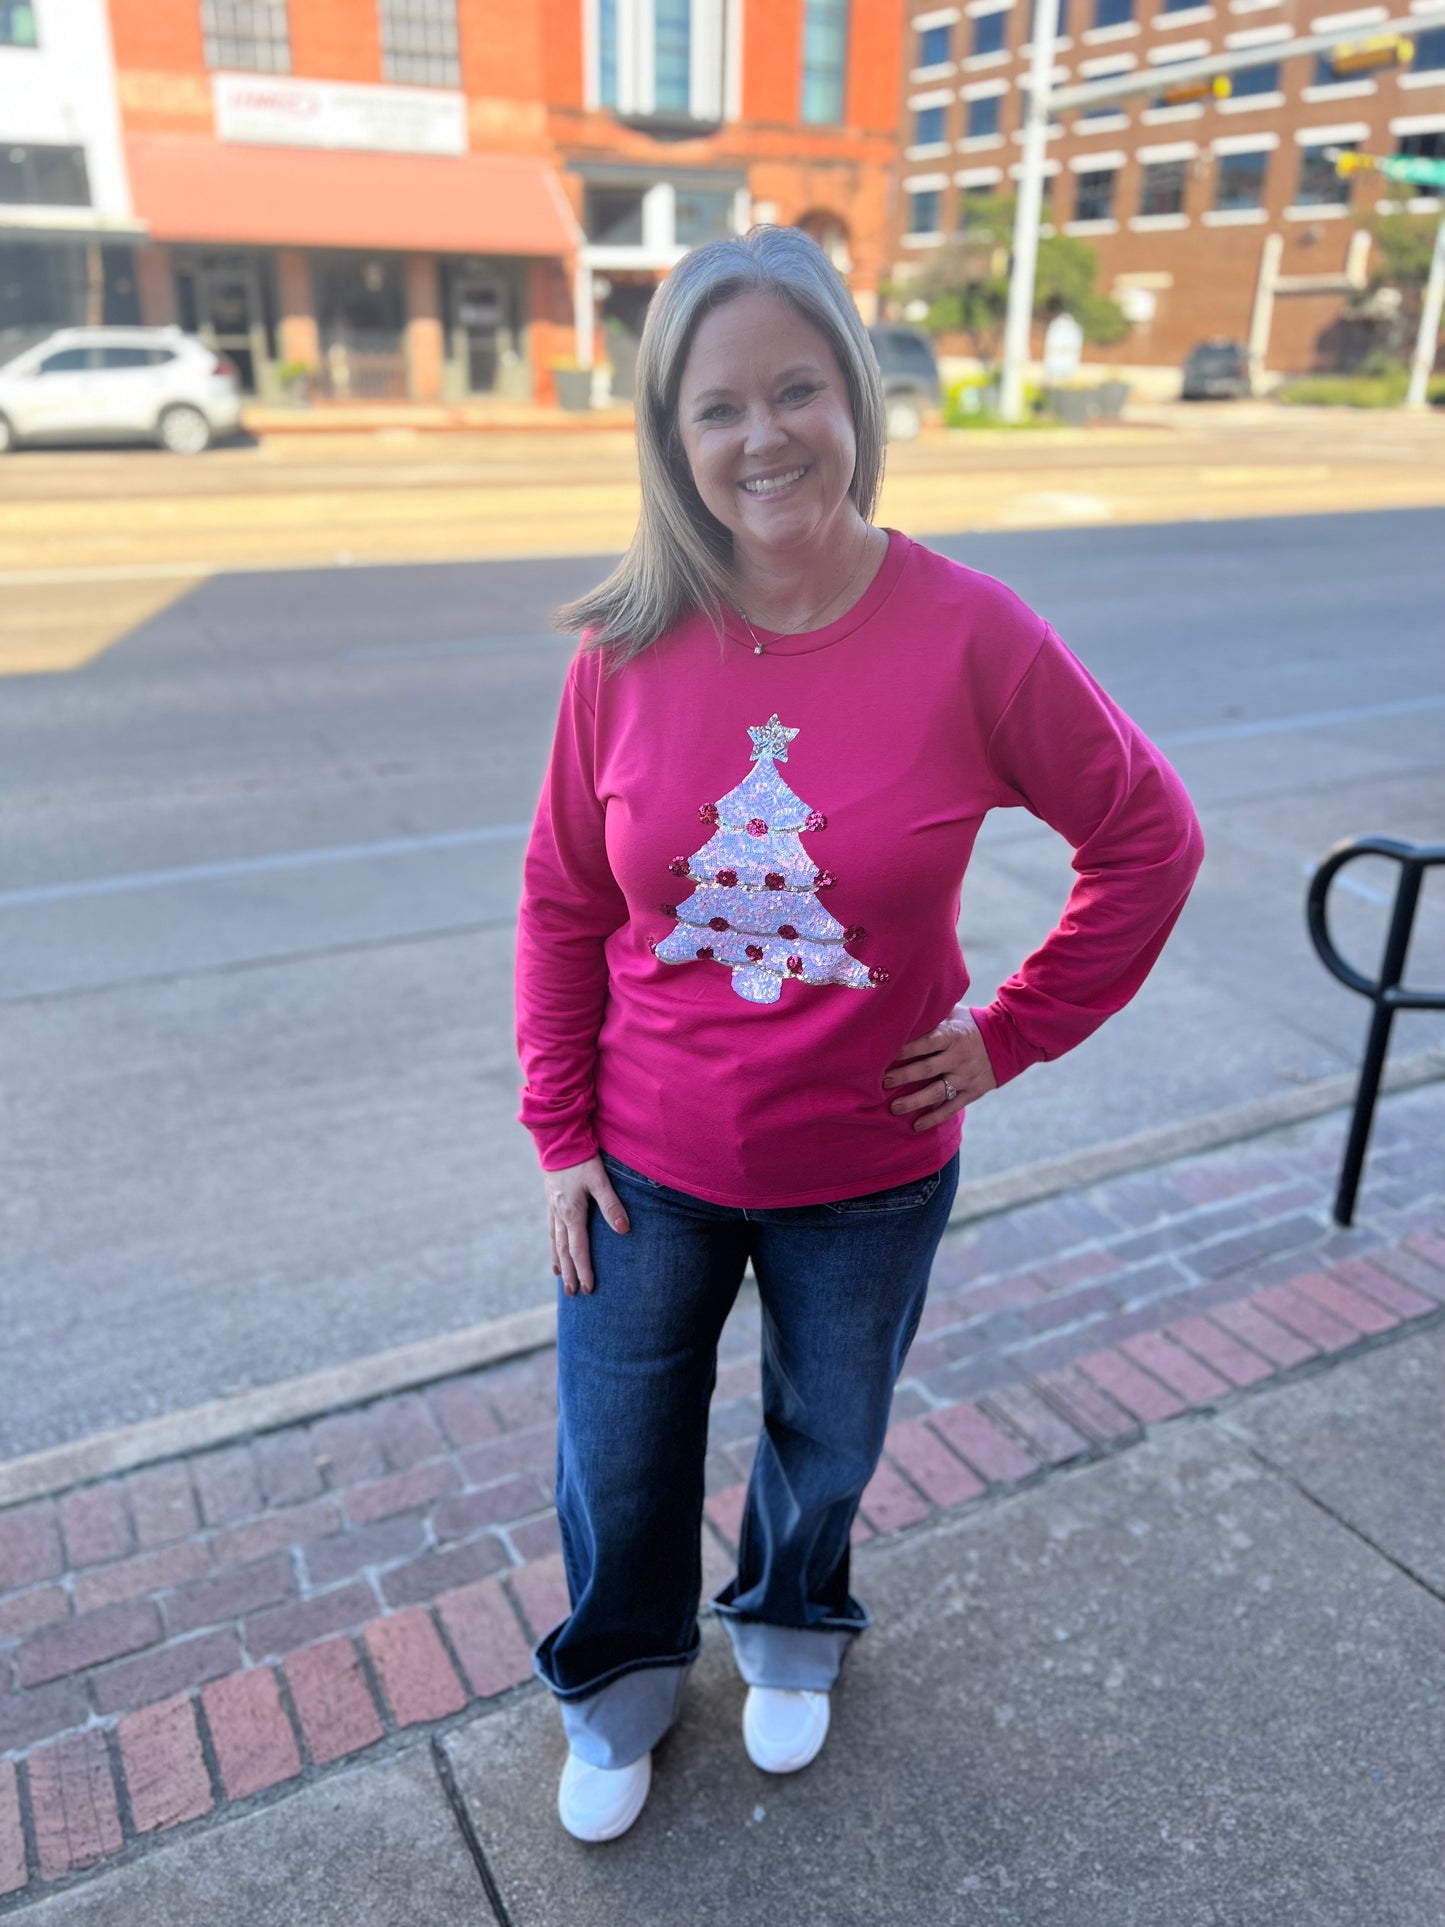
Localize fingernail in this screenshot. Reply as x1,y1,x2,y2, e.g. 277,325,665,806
612,1218,628,1233
583,1282,595,1295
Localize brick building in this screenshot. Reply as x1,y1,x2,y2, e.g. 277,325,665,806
94,0,906,406
890,0,1445,377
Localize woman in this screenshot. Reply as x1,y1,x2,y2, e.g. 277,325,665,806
515,226,1204,1843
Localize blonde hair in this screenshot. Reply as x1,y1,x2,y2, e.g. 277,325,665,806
557,226,887,664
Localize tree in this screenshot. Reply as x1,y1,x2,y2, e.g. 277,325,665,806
652,714,886,1006
1353,210,1440,360
895,192,1127,359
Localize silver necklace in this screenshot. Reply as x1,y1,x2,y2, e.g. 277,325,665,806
733,529,874,656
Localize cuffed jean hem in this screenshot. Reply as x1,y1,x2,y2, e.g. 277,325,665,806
712,1599,870,1691
532,1636,698,1769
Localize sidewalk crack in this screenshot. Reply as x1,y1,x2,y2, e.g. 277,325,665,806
431,1734,515,1927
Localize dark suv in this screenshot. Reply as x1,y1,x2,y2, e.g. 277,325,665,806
867,325,941,440
1181,339,1252,401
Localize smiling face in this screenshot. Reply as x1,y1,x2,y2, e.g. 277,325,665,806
674,290,861,564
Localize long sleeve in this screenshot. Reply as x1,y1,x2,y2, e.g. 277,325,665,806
969,623,1205,1088
515,655,629,1169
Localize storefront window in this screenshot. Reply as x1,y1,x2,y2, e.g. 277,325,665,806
675,189,734,245
0,145,90,207
314,254,406,399
585,187,646,245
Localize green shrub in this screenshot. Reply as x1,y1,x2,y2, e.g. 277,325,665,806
1276,367,1445,407
942,373,1050,428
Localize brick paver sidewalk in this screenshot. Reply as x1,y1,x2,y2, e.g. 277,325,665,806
2,1081,1442,1905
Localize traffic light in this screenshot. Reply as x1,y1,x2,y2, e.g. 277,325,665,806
1328,32,1414,75
1159,73,1233,105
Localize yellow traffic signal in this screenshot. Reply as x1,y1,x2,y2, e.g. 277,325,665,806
1160,73,1233,105
1329,32,1414,75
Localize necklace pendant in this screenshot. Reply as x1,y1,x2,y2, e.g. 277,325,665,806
754,642,763,656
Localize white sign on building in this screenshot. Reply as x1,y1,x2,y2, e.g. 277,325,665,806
213,73,468,156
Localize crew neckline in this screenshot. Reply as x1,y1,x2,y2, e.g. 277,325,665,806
720,527,911,658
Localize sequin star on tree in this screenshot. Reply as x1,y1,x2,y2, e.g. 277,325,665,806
653,715,887,1006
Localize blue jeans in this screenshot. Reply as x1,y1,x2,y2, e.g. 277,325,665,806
533,1149,960,1768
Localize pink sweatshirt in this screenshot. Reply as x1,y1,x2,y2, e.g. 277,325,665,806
516,529,1204,1208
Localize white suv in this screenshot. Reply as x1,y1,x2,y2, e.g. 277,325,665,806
0,326,243,455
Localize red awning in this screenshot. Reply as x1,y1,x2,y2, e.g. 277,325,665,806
125,135,580,257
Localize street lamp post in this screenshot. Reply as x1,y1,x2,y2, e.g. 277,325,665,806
1406,210,1445,410
999,0,1060,424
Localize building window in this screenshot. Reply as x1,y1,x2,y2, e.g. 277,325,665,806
0,144,91,206
1213,146,1267,209
1398,129,1445,159
201,0,290,72
599,0,618,104
379,0,460,86
1074,166,1116,219
917,21,950,65
655,0,692,114
914,103,947,144
584,186,646,245
675,187,735,244
973,9,1008,55
1159,0,1196,10
907,186,942,233
1230,59,1279,95
801,0,849,123
1311,51,1356,86
1139,157,1187,214
0,1,38,47
1092,0,1132,27
966,93,1002,136
1296,142,1353,205
1411,25,1445,68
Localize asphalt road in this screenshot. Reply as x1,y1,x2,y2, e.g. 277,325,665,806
3,510,1443,1457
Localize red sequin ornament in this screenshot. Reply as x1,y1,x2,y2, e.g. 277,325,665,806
844,924,865,944
660,903,676,917
868,965,890,987
764,873,786,891
778,923,798,940
698,802,719,824
745,944,764,961
696,945,714,960
715,868,737,887
747,818,768,837
813,869,836,891
709,916,729,932
805,811,827,832
786,955,803,976
668,857,689,877
647,935,658,954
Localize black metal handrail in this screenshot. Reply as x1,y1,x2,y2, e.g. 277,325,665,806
1306,835,1445,1227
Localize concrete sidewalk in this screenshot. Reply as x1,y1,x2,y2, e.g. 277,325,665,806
2,1084,1443,1921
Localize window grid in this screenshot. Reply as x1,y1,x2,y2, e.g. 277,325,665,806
1139,157,1187,214
1398,129,1445,158
1214,148,1266,208
914,103,947,144
801,0,850,123
0,1,38,48
966,93,1002,136
1074,166,1116,219
1296,142,1353,204
380,0,461,87
973,10,1007,56
201,0,291,71
654,0,692,113
918,22,950,64
907,186,942,232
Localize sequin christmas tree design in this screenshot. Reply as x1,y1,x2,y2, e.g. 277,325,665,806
653,714,889,1006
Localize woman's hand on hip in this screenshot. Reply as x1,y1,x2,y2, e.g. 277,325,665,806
543,1157,630,1296
883,1005,997,1131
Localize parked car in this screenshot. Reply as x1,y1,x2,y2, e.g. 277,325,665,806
0,326,243,454
1180,338,1252,401
867,325,941,441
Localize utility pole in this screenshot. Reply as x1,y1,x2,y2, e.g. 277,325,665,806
1405,210,1445,410
999,0,1059,424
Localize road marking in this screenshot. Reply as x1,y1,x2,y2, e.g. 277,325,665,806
1155,692,1445,747
0,825,532,910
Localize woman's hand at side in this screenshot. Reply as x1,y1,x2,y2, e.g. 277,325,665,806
543,1157,631,1296
883,1004,998,1131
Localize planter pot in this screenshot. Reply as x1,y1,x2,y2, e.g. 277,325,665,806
1050,387,1099,427
1097,380,1130,419
553,369,593,412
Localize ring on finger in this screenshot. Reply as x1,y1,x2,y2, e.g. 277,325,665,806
942,1077,957,1102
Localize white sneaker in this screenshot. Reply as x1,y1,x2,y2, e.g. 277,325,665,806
557,1749,652,1842
742,1687,831,1773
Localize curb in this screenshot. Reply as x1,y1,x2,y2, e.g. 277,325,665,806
1,1046,1439,1512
